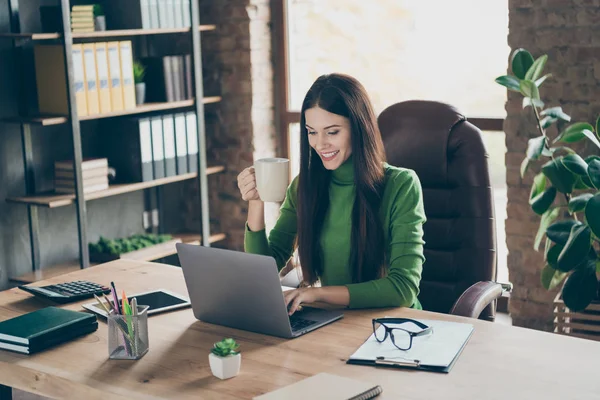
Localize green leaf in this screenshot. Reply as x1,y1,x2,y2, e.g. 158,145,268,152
520,156,530,179
597,260,600,275
531,187,557,215
554,122,595,144
530,173,547,200
541,106,571,122
584,193,600,237
535,73,552,87
561,154,589,175
562,258,599,311
523,97,545,109
541,158,576,194
495,75,521,92
525,54,548,81
557,224,591,272
520,80,540,99
541,265,568,290
546,220,581,245
547,243,564,267
511,48,535,80
526,136,546,161
535,208,561,250
540,116,558,129
597,115,600,142
569,193,594,213
587,159,600,189
581,129,600,150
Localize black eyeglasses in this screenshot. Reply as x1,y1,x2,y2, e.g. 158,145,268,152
372,318,433,351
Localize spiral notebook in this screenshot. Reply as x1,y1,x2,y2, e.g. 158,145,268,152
253,373,382,400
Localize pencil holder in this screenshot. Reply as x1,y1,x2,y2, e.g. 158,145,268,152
108,305,149,360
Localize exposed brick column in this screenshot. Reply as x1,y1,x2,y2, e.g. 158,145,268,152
186,0,276,250
507,0,600,330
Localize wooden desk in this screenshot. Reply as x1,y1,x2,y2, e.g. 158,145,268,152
1,260,599,400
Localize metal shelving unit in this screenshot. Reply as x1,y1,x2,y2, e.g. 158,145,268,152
2,0,223,281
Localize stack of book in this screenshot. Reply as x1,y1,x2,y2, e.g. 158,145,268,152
54,158,109,194
71,5,95,33
0,307,98,355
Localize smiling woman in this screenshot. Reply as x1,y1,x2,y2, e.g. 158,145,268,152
238,73,427,315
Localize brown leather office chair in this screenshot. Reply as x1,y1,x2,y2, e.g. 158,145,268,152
378,100,502,321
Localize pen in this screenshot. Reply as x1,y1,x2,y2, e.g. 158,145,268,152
131,297,138,354
94,293,111,315
110,282,120,314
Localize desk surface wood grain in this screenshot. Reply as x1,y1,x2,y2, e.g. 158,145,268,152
1,260,599,400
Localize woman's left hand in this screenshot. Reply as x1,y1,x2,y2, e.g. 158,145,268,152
283,287,320,315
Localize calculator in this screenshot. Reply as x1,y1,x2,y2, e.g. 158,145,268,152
18,280,111,304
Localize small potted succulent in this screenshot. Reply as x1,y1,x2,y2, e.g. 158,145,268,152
209,338,241,380
133,61,146,105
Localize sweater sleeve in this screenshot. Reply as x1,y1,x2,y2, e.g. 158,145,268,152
244,177,298,271
345,169,426,309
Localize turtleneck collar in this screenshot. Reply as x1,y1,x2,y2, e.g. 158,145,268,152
331,154,354,185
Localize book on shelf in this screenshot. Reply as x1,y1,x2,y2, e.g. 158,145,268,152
95,43,113,114
174,113,189,174
103,117,154,183
55,158,108,171
0,307,98,355
82,43,100,115
104,0,190,30
107,41,124,112
185,111,198,173
119,41,136,110
163,115,177,177
34,44,88,117
151,115,166,179
144,55,191,103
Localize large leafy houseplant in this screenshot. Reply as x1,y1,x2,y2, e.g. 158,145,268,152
496,48,600,311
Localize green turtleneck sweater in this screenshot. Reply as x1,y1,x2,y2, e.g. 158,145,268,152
244,157,426,309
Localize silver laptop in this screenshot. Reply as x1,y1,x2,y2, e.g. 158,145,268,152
176,243,344,338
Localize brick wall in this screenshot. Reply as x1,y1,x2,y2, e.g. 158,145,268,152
182,0,276,250
507,0,600,330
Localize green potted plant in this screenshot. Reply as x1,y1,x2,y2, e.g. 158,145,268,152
209,338,241,379
495,48,600,312
93,4,105,31
133,61,146,105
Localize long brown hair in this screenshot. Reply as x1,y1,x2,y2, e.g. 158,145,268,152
297,73,386,285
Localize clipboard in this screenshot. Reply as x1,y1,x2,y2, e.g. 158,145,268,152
346,319,474,373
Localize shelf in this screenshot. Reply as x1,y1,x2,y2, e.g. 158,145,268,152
6,166,226,208
0,97,221,126
0,25,217,41
10,232,227,284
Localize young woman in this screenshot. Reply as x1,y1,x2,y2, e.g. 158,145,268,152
237,73,425,315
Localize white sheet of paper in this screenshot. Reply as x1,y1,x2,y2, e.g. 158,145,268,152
349,319,474,368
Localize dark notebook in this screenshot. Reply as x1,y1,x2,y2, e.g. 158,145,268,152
0,307,96,346
0,322,98,355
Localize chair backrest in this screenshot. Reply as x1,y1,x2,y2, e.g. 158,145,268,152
378,100,497,315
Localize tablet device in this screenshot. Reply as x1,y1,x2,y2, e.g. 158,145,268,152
82,289,191,317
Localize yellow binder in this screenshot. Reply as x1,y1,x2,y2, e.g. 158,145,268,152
106,41,124,111
82,43,99,115
71,44,88,117
119,41,136,110
94,42,112,114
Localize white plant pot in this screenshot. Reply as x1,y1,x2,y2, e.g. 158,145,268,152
209,353,241,380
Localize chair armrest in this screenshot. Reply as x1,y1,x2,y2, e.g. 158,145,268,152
449,281,503,320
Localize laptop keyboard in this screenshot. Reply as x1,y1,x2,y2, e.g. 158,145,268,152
289,315,317,331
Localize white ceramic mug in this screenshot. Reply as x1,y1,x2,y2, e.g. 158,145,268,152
254,158,289,202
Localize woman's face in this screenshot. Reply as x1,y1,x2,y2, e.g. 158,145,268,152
305,106,352,170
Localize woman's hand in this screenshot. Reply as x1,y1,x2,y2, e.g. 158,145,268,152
283,287,321,315
237,167,260,201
